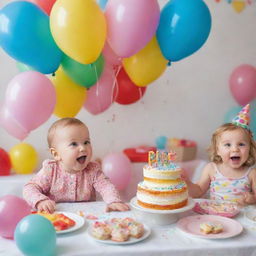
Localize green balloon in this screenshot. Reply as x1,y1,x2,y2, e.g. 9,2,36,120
61,54,104,89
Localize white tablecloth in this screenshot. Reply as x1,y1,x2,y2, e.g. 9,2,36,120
1,201,256,256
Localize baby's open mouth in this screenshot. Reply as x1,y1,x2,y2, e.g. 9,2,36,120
230,156,240,162
77,156,86,164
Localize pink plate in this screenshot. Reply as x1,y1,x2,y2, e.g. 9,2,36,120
193,199,240,218
177,215,243,239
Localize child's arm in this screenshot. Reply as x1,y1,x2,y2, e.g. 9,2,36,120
23,160,54,210
183,163,212,198
237,168,256,206
106,202,130,212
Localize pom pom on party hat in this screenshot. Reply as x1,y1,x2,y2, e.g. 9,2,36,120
232,104,250,129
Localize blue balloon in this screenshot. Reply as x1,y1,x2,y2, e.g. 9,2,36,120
223,105,242,124
97,0,108,10
156,136,168,150
14,214,56,256
156,0,211,62
0,1,62,74
249,99,256,139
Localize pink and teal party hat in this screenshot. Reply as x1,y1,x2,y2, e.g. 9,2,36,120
232,104,250,129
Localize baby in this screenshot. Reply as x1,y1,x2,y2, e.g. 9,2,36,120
23,117,129,213
184,104,256,206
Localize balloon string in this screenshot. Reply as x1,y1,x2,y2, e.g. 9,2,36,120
94,64,102,112
112,65,121,103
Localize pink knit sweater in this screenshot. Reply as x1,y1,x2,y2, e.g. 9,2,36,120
23,160,121,208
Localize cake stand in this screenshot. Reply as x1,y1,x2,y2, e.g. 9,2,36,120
130,197,195,226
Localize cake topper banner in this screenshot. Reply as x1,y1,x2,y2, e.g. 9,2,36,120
148,151,176,167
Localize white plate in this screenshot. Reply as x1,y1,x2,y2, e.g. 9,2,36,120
177,214,243,239
88,224,151,245
244,208,256,224
56,211,85,234
130,197,195,214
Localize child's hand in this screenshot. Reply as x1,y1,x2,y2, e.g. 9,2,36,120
36,199,56,213
236,192,256,206
106,202,130,212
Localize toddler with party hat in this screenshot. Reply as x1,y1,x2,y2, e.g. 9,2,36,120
184,104,256,205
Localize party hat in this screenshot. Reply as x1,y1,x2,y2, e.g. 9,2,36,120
232,104,250,129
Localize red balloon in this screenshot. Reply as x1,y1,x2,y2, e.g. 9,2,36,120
26,0,56,15
0,148,11,176
114,68,146,105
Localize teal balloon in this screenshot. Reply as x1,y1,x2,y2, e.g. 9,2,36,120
223,106,242,124
14,215,56,256
249,99,256,139
0,1,62,74
156,136,168,150
97,0,108,10
61,54,105,89
16,62,35,72
156,0,211,62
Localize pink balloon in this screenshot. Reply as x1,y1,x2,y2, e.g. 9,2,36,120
105,0,160,57
0,104,29,140
102,153,132,191
84,64,116,115
0,195,31,239
229,64,256,106
102,42,122,67
5,71,56,131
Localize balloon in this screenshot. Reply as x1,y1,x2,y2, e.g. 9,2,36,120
155,136,168,150
103,42,122,67
249,99,256,139
223,105,242,124
0,104,29,140
97,0,108,10
0,1,62,74
5,71,56,132
50,0,106,64
15,214,56,256
105,0,160,57
84,64,115,115
102,153,132,190
16,62,34,72
123,36,168,87
229,64,256,106
114,68,147,105
0,195,31,239
9,143,38,174
0,148,11,176
61,54,104,88
26,0,57,15
51,68,87,118
156,0,211,62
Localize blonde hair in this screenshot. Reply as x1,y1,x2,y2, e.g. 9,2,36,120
47,118,86,148
208,123,256,167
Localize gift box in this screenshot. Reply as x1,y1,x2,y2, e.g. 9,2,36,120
167,138,197,162
123,146,156,162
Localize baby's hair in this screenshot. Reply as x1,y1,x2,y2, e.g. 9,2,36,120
47,117,86,148
208,123,256,167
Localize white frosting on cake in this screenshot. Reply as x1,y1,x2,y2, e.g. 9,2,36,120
137,191,188,206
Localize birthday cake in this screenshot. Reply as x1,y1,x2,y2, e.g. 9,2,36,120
136,151,188,210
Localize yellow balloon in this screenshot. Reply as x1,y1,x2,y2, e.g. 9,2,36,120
9,143,38,174
123,37,168,87
50,0,106,64
51,67,87,118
